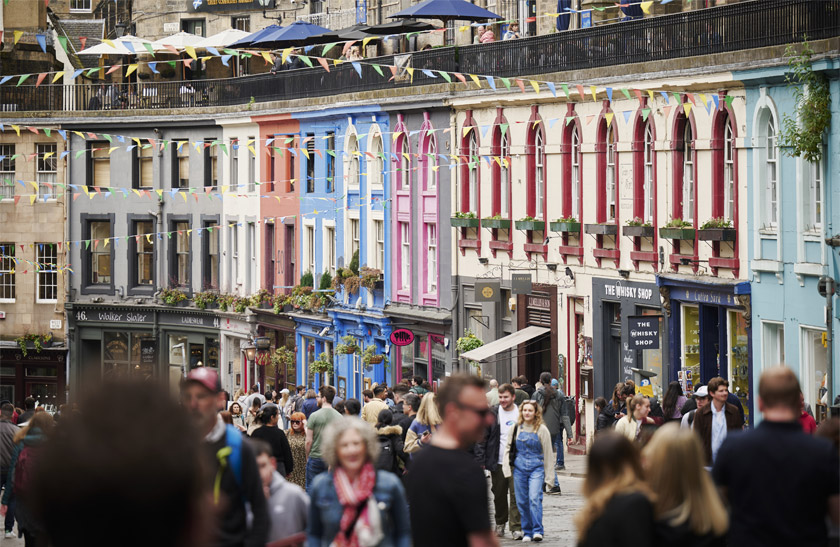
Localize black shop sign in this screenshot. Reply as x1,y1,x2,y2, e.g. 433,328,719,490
627,315,661,350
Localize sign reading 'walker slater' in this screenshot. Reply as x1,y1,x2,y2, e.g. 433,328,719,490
140,339,156,364
191,0,275,12
627,315,661,350
74,309,153,324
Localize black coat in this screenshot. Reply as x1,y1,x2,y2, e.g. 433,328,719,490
471,405,501,472
249,425,294,476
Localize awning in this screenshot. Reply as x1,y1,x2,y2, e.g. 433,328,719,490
460,326,550,363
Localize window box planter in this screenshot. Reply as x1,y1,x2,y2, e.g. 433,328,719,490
622,225,655,238
450,216,480,228
584,223,618,236
514,220,545,231
549,221,581,233
697,228,736,242
659,227,696,240
481,218,511,230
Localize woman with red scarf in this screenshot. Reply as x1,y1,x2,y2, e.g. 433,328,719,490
307,417,411,547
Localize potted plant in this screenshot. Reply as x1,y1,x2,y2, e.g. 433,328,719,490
309,352,333,376
160,287,188,306
319,272,333,291
252,289,274,309
659,218,696,240
450,211,480,228
456,330,484,375
514,215,546,231
698,217,736,241
271,345,296,370
343,275,361,295
336,335,360,355
15,333,53,357
362,345,388,368
584,222,618,236
549,216,581,233
300,270,314,288
360,267,384,290
481,214,511,230
193,291,218,310
232,296,250,314
623,217,655,238
273,294,292,314
216,293,234,312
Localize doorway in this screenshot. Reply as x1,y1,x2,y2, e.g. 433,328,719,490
525,334,551,384
603,302,622,391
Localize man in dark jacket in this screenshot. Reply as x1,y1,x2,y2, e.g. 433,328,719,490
512,376,535,398
393,393,418,446
693,376,744,465
182,368,268,547
1,402,19,538
532,373,567,492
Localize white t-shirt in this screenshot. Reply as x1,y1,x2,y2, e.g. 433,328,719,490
498,405,520,465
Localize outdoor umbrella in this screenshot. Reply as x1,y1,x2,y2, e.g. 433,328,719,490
78,35,154,55
152,31,204,52
196,28,251,49
251,20,332,48
229,24,284,48
307,24,373,44
363,19,439,34
388,0,501,23
556,0,571,31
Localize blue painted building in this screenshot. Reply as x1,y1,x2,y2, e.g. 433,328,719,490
738,56,840,421
291,106,392,398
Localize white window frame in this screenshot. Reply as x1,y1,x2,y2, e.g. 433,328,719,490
369,132,384,189
643,123,654,224
400,138,410,190
606,124,616,222
426,223,437,294
765,118,779,229
762,321,785,368
345,130,361,190
247,136,256,193
535,131,545,220
682,123,694,223
400,222,410,291
500,129,510,217
37,144,57,200
306,224,316,278
36,243,58,303
724,121,735,222
571,128,581,220
231,224,240,288
70,0,92,11
425,136,437,191
350,218,360,259
230,139,239,189
800,327,828,412
247,222,256,293
804,156,823,233
374,219,384,271
468,132,478,212
0,243,15,302
324,225,336,278
0,144,14,200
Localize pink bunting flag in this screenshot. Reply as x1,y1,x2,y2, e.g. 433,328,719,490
106,64,122,75
388,65,398,81
184,59,193,69
164,44,179,56
453,72,467,85
317,57,330,72
634,89,643,103
35,73,47,87
576,85,586,101
80,36,87,50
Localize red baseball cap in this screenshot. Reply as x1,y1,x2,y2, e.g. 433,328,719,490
184,367,221,393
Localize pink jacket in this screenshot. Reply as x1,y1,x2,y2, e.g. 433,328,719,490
480,30,495,43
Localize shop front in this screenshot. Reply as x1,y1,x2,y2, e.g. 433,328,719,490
516,284,559,382
591,278,665,401
330,308,393,400
0,346,67,409
384,303,452,391
656,274,752,425
290,311,333,391
67,304,221,397
253,309,297,393
218,312,256,395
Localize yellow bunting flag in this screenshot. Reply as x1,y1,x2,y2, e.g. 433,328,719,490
530,80,540,94
261,51,272,64
12,125,20,136
126,64,138,76
362,37,374,48
640,1,653,14
590,86,598,102
469,74,481,88
14,31,24,45
103,39,116,49
281,48,292,64
683,103,692,116
52,71,65,84
462,126,473,137
185,46,197,60
605,112,614,126
247,145,256,156
30,195,37,205
647,89,655,103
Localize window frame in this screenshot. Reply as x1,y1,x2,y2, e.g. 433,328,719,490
133,143,154,190
671,111,697,224
804,156,823,233
374,219,385,271
369,132,384,190
127,215,156,294
423,133,437,191
0,144,15,200
168,217,192,291
0,242,15,302
35,243,58,303
202,216,220,291
171,140,189,190
425,223,437,294
204,139,218,190
399,221,411,292
36,144,57,200
230,138,239,189
765,118,779,229
305,134,316,193
247,136,256,193
345,131,360,191
89,141,111,189
326,131,336,193
80,213,115,295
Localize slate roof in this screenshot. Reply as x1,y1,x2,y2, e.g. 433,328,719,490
49,13,105,71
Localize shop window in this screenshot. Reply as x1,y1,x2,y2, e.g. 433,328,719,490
325,132,335,193
169,334,189,385
640,308,664,399
762,321,785,366
181,18,205,37
89,142,110,188
369,132,383,189
37,144,57,199
728,310,750,425
400,338,416,382
306,134,316,193
134,143,154,189
203,220,219,290
35,243,57,303
680,306,700,394
247,136,256,192
803,157,823,233
170,220,190,289
800,327,827,421
0,243,15,301
204,139,218,189
0,144,15,200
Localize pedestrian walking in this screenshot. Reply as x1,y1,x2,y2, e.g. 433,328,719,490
800,392,817,433
279,389,291,429
307,418,411,546
615,394,655,442
643,423,728,546
490,384,523,540
302,389,319,419
392,393,416,444
249,403,295,477
575,432,654,546
713,367,840,547
253,439,309,545
362,386,390,425
593,397,608,433
16,398,36,426
1,411,52,546
486,379,500,406
404,392,441,454
180,367,268,547
343,398,362,417
0,402,19,539
692,377,744,465
305,385,342,493
662,381,688,423
229,401,247,432
246,396,262,435
532,372,571,484
243,384,267,414
405,374,498,546
503,400,555,542
286,411,308,489
680,386,710,430
375,409,408,475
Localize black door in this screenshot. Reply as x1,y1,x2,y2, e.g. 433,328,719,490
603,302,622,393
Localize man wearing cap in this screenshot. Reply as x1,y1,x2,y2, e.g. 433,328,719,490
181,368,268,547
680,386,710,430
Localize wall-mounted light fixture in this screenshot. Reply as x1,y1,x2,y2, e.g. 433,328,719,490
478,257,489,265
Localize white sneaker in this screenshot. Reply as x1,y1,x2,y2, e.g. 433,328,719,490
522,537,532,543
511,530,524,540
533,533,543,542
4,531,15,539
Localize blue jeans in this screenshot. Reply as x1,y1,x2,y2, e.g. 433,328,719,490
513,465,544,538
305,457,329,494
1,468,15,533
555,432,565,467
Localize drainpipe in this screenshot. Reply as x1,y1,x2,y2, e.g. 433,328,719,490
154,128,165,295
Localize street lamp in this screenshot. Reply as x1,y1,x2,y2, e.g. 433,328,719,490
244,344,257,362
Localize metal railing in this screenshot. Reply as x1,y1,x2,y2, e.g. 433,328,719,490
3,0,837,113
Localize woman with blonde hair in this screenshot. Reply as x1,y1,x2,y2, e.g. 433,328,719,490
576,432,654,546
404,394,441,454
285,411,308,489
615,394,655,442
502,400,554,542
642,423,728,545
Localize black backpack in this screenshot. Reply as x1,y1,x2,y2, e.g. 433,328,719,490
376,435,397,473
565,397,576,426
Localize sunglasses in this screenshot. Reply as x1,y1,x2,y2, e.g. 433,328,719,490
290,420,302,424
454,400,491,418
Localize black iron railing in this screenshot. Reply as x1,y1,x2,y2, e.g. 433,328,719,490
2,0,837,113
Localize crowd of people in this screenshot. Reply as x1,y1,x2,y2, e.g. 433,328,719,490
0,365,837,547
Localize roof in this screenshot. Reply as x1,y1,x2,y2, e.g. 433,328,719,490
50,14,105,71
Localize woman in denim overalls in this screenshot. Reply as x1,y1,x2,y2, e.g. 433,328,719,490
502,400,555,542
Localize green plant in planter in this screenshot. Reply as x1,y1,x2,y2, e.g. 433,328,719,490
193,291,217,310
309,352,333,375
664,218,692,228
360,267,383,290
300,271,314,288
15,333,53,357
456,330,484,372
160,287,188,305
486,214,504,220
554,216,578,223
253,289,274,306
343,275,361,295
453,211,477,219
519,215,538,222
271,345,296,369
780,40,831,163
362,344,388,367
336,335,360,355
626,216,652,227
272,295,290,314
216,293,234,311
700,217,733,230
348,249,360,276
319,271,333,291
232,296,250,314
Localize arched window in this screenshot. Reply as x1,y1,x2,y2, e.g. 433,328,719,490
346,132,360,189
596,115,618,224
535,131,545,219
570,127,581,219
765,117,778,227
399,137,411,190
724,120,734,221
424,134,437,191
527,111,546,221
606,124,616,222
682,123,694,223
672,111,696,224
493,124,510,217
643,123,654,223
369,132,383,189
467,131,478,211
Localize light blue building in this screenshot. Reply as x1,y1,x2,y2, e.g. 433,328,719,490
738,55,840,420
291,106,392,398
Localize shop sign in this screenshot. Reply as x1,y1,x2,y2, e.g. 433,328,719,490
627,316,660,350
160,312,220,328
669,287,735,306
511,273,533,295
390,329,415,346
474,280,501,302
528,295,551,310
74,309,153,324
191,0,275,12
140,339,156,365
602,281,656,303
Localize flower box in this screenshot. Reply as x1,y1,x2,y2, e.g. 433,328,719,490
481,218,511,230
367,355,385,364
584,223,618,236
514,220,546,231
450,216,480,228
622,225,655,238
659,227,696,240
549,221,581,233
697,228,736,242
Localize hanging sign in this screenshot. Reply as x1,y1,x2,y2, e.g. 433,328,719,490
474,280,500,302
390,328,415,346
627,315,661,350
511,273,532,295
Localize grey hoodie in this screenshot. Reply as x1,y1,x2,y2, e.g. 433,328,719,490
266,470,309,544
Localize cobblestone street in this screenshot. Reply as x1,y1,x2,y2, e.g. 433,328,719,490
498,474,585,546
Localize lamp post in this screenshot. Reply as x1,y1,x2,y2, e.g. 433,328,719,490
243,343,256,391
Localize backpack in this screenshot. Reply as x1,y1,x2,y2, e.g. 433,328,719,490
375,435,397,473
565,397,576,426
293,395,304,413
14,445,37,496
